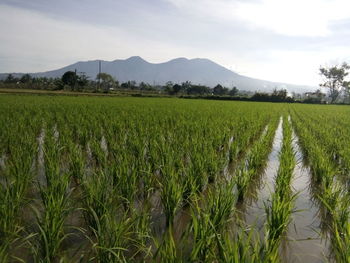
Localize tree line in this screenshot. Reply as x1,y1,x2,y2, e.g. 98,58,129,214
0,71,316,103
0,71,240,96
3,65,349,104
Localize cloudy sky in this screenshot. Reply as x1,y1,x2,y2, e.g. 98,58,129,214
1,0,350,86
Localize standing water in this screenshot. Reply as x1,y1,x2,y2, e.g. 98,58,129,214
282,126,330,262
242,117,283,228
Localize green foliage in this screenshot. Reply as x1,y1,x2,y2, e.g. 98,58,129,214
263,116,296,262
4,95,350,262
320,63,350,103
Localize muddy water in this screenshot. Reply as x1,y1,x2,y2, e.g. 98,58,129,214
282,129,330,263
101,135,108,155
242,117,283,228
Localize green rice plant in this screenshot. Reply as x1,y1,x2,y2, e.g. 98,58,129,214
108,154,139,211
0,135,36,262
187,151,210,192
188,181,236,262
85,206,135,263
234,119,278,202
159,169,183,228
235,167,253,202
206,181,236,232
264,193,297,261
188,205,216,262
89,138,108,169
82,170,114,230
319,188,350,262
290,105,350,261
0,95,284,261
67,142,86,186
132,206,153,259
262,116,296,262
215,226,263,263
30,131,72,262
228,114,271,163
153,228,181,263
81,170,139,262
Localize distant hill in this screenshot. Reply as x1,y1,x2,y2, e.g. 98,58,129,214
0,56,315,93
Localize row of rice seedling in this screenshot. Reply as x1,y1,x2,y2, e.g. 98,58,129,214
0,95,283,261
291,108,350,262
153,177,263,262
291,104,350,182
151,115,281,262
262,116,296,262
0,109,41,262
234,116,279,202
30,126,73,262
8,96,349,262
180,114,281,262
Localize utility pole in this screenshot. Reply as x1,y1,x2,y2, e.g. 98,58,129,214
97,60,101,92
74,68,77,91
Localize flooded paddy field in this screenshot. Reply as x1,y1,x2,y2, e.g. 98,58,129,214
0,95,349,262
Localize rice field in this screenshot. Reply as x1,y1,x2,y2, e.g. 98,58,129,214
0,95,349,262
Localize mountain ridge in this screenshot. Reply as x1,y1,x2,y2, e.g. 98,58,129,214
0,56,315,93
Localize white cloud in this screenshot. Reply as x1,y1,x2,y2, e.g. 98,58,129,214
239,48,350,86
2,2,350,87
0,4,198,72
236,0,350,37
166,0,350,37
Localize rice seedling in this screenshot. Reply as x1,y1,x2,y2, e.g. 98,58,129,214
234,118,278,201
0,134,37,262
291,106,350,261
30,129,73,262
215,226,263,263
159,169,183,228
1,95,316,262
153,227,181,263
187,180,236,262
85,206,135,263
263,116,296,262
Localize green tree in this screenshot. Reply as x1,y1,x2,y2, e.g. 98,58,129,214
5,74,17,84
61,71,77,90
213,84,228,95
181,81,191,94
173,84,182,94
229,86,238,96
139,82,153,91
271,88,287,100
164,81,174,94
20,74,32,83
186,84,210,95
96,73,116,93
320,63,350,103
77,73,89,91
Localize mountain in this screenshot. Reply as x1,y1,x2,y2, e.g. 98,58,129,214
0,56,314,93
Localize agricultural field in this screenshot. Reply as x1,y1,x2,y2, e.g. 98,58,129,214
0,95,349,262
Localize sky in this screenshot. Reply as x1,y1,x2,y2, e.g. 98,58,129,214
1,0,350,86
